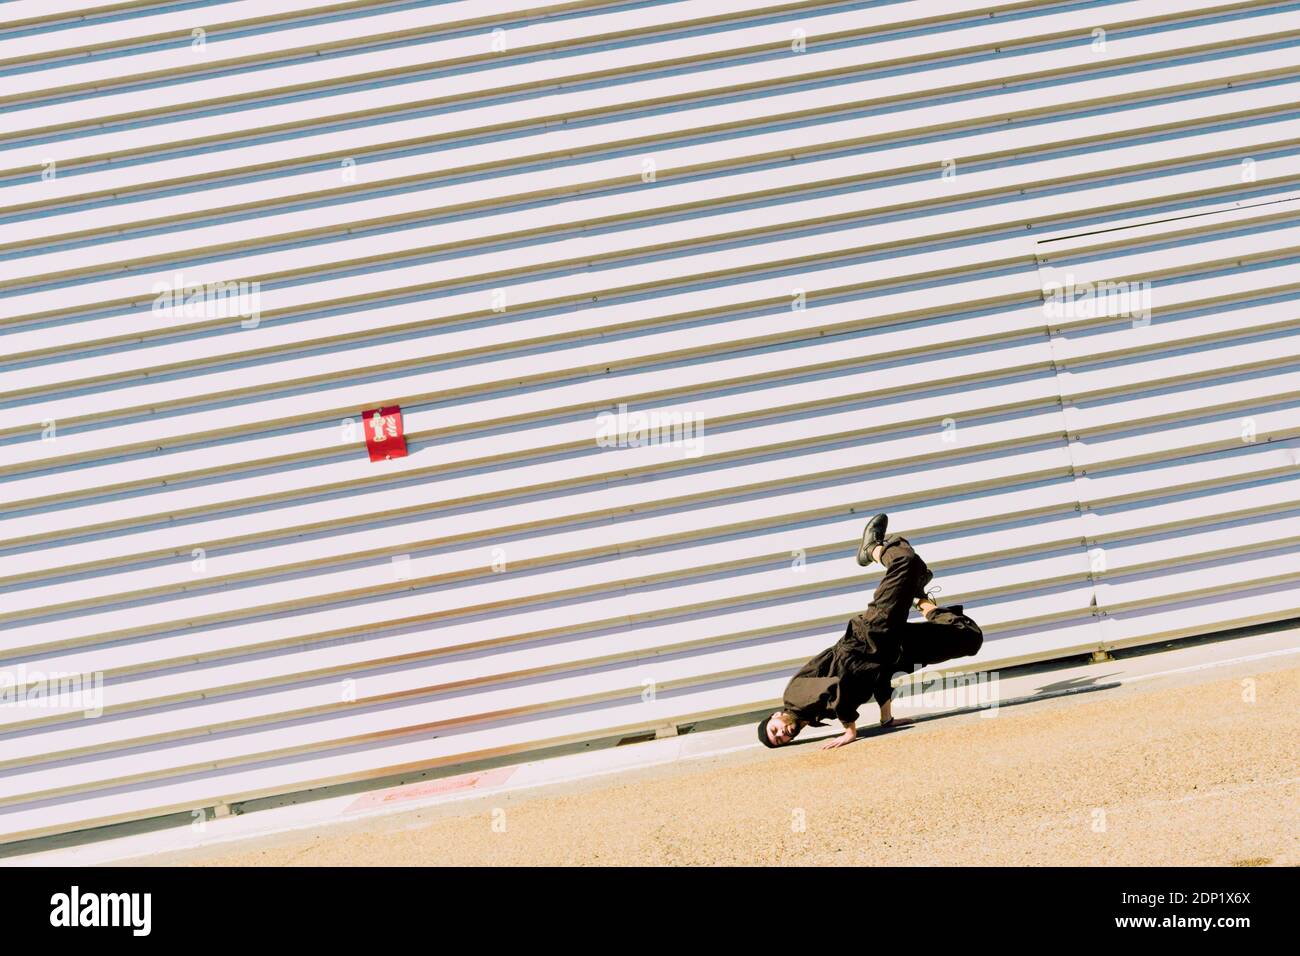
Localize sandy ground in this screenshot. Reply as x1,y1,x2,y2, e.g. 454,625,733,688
184,666,1299,866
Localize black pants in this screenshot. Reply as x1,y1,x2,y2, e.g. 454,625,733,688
847,534,983,704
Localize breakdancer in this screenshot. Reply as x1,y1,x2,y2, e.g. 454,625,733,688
759,514,983,750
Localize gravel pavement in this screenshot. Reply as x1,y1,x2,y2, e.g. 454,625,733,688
183,664,1299,866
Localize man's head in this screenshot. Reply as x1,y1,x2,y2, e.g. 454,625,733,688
758,710,802,748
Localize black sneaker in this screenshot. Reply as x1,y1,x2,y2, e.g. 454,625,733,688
855,513,889,566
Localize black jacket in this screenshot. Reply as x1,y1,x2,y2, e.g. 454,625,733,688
781,619,902,725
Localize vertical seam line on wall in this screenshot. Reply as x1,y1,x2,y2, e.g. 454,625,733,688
1032,237,1110,652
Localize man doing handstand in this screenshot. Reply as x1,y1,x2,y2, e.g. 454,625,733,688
759,513,983,750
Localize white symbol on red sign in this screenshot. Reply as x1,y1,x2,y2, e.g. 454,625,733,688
361,405,408,462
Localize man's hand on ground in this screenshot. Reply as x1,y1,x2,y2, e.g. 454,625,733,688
821,723,857,750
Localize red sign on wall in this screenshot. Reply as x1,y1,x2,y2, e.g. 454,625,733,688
362,405,407,462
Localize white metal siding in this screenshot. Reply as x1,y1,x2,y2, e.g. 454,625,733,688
1,0,1298,841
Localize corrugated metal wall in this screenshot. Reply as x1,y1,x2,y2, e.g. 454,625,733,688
1,0,1298,842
